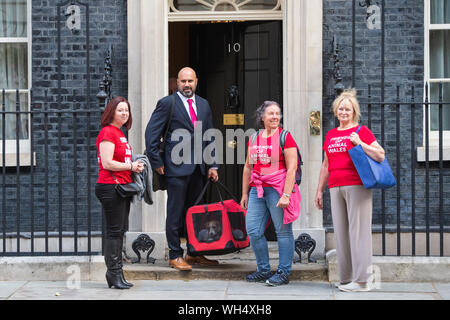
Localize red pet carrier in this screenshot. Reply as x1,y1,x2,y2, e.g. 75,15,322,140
186,181,249,256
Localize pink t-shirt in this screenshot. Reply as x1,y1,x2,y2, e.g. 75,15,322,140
96,125,132,184
248,127,297,187
323,125,376,188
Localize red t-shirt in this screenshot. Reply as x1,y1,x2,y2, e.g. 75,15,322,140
324,125,376,188
96,125,132,184
248,127,297,187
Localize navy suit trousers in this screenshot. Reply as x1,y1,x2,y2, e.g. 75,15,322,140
166,166,205,260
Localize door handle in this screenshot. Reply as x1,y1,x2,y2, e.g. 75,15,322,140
227,139,237,149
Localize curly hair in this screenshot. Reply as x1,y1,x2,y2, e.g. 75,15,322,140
255,101,282,129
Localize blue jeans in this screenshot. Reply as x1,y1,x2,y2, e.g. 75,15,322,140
246,187,294,275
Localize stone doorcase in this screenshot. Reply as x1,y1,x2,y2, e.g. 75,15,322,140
126,0,324,260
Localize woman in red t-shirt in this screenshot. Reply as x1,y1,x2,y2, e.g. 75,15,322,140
95,96,144,290
240,101,300,286
314,89,385,292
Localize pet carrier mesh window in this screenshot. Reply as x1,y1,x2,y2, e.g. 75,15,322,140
227,210,247,241
193,210,223,243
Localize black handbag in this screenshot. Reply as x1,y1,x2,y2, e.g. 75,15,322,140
152,95,175,192
109,171,140,198
115,182,141,198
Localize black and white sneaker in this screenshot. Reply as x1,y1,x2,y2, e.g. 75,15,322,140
246,270,273,283
265,270,289,286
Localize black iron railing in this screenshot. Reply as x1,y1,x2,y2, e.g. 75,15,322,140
1,88,102,256
1,81,449,257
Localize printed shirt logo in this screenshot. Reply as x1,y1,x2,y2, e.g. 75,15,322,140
327,135,351,154
124,139,132,164
250,145,274,164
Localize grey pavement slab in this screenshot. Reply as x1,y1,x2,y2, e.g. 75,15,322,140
129,280,229,292
2,280,450,300
435,283,450,300
373,282,437,293
7,280,121,300
0,281,27,299
331,282,437,293
9,286,122,300
224,294,334,300
330,281,446,300
227,281,333,297
333,292,439,300
118,290,227,300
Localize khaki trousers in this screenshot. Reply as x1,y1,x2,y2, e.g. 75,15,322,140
330,185,373,283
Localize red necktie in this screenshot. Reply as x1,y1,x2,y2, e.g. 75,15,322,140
187,99,197,128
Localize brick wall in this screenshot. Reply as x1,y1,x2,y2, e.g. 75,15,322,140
1,0,128,235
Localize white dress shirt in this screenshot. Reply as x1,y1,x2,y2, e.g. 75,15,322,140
176,92,218,172
177,91,197,119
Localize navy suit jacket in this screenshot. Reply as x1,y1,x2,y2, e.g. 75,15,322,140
145,92,217,177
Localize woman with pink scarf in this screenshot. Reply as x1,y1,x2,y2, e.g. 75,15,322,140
240,101,301,286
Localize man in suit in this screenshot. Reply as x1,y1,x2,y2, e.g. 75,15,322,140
145,67,219,271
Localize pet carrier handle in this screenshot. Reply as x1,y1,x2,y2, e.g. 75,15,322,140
194,180,211,205
194,180,227,207
215,180,239,203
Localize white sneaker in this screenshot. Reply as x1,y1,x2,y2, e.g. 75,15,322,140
338,281,371,292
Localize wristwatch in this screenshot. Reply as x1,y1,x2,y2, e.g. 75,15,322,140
282,192,291,198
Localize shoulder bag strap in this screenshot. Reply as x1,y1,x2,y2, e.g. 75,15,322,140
160,95,175,152
279,129,288,156
250,129,261,145
108,170,120,184
249,129,262,170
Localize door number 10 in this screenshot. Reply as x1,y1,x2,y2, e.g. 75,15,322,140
228,43,241,53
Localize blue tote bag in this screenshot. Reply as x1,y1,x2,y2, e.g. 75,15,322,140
348,126,396,189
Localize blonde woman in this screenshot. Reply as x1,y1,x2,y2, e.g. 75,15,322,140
314,89,385,292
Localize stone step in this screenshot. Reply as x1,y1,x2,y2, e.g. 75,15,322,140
123,247,328,281
123,260,328,281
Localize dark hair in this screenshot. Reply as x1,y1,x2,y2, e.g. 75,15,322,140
100,96,132,130
255,101,282,129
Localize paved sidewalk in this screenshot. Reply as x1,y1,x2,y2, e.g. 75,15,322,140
1,280,449,300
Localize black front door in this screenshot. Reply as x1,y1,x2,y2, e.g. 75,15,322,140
190,21,283,200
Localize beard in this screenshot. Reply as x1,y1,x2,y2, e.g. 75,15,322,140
180,86,195,98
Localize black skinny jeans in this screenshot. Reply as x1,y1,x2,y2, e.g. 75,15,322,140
95,183,131,240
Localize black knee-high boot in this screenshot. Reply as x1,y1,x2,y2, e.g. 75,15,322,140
119,237,133,287
104,238,130,289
